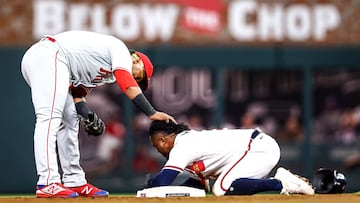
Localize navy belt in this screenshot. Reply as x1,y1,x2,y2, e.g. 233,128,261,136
251,129,260,140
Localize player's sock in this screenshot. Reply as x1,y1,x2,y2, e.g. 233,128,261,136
224,178,282,195
37,185,45,189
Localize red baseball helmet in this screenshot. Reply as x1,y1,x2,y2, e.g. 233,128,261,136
135,51,153,92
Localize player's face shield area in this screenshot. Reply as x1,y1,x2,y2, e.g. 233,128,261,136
150,132,172,159
131,52,146,83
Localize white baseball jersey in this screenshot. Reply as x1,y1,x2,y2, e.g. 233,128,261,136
163,128,281,196
52,31,133,88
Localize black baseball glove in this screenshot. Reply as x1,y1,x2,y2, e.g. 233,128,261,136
83,111,106,136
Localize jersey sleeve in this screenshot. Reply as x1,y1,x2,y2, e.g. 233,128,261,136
163,141,195,172
113,69,139,93
109,38,133,73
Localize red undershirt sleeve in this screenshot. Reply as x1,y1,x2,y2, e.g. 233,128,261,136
114,69,139,93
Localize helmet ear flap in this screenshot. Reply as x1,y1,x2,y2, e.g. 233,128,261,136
313,168,347,194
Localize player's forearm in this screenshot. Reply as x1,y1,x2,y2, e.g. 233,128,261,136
146,169,179,188
181,178,210,192
73,97,85,104
124,86,142,99
181,178,204,189
74,100,91,120
126,87,157,117
132,94,157,116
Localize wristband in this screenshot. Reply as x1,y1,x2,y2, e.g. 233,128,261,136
132,93,156,117
75,101,91,120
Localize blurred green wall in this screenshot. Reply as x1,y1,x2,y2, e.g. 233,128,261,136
0,46,359,193
0,47,36,193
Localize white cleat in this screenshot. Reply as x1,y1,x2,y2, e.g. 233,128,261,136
274,167,315,195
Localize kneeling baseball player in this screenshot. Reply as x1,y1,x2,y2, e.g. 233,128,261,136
144,120,315,196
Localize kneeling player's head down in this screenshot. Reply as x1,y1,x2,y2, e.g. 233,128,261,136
149,120,190,158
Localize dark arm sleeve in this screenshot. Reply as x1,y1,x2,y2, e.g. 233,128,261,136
146,169,180,188
181,177,207,190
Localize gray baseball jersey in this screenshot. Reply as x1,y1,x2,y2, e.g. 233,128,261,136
20,31,133,188
52,31,133,88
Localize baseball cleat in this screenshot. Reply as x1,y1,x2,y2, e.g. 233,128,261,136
274,167,315,195
69,183,109,197
36,183,79,198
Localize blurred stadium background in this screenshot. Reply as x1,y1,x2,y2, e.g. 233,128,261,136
0,0,359,194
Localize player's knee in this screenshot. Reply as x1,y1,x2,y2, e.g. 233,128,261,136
212,184,226,196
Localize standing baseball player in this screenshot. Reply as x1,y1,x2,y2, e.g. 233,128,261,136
21,31,175,198
145,120,314,196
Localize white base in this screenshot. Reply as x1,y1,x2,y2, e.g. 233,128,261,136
136,186,206,198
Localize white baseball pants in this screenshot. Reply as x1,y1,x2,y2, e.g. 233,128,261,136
21,39,86,187
212,132,281,196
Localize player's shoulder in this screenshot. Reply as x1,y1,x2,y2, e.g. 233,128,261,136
198,128,241,136
55,31,123,43
174,131,194,142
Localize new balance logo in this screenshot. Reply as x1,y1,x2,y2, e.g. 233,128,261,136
81,186,93,194
41,184,66,194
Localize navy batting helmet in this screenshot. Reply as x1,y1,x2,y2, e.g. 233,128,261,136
312,168,346,194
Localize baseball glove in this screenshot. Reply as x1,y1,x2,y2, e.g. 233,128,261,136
83,111,106,136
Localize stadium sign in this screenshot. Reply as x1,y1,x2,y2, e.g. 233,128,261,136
0,0,358,45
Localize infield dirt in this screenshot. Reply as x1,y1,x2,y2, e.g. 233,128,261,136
0,194,359,203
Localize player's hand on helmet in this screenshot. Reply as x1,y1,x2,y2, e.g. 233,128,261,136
149,111,177,124
83,111,106,136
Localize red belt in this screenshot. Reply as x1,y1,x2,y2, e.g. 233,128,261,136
45,36,56,42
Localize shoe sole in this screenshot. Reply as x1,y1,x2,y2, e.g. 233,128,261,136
36,191,79,198
36,194,78,198
77,193,109,197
